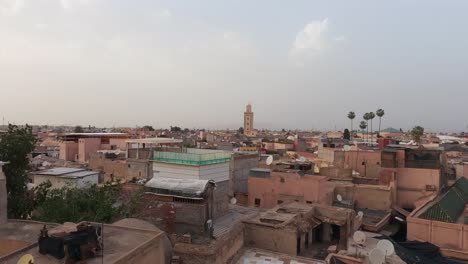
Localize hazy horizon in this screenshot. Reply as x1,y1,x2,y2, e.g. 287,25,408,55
1,0,467,132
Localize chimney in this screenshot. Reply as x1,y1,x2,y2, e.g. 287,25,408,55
0,161,8,225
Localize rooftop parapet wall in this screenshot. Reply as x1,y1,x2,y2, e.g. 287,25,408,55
153,148,231,165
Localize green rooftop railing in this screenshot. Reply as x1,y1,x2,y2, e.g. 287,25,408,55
153,148,231,165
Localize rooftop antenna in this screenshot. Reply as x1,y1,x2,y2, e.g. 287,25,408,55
230,197,237,205
369,248,385,264
352,231,366,257
377,239,395,261
336,194,343,202
266,155,273,166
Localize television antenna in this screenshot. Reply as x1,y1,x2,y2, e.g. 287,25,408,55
336,194,343,202
369,248,385,264
266,155,273,166
377,239,395,256
353,231,366,245
230,197,237,205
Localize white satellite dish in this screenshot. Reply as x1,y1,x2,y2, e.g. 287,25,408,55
230,197,237,205
287,135,295,141
369,248,385,264
266,155,273,165
298,156,306,162
343,145,351,151
336,194,343,202
377,239,395,256
357,211,364,218
353,231,366,245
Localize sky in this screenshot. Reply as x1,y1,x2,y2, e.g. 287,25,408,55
0,0,467,132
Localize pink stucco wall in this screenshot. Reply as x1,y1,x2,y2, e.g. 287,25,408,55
344,151,382,178
408,216,468,254
396,168,441,209
59,141,78,161
78,138,101,163
248,172,328,208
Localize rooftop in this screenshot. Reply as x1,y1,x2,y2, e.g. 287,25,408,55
35,167,98,179
233,248,325,264
125,137,183,144
152,148,231,165
145,177,214,198
0,219,165,264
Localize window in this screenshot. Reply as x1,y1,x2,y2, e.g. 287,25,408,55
280,177,285,183
128,164,131,168
294,199,299,202
277,200,283,204
306,201,312,204
254,198,261,207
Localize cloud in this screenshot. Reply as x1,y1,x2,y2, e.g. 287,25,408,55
335,35,345,41
59,0,93,10
0,0,24,16
290,18,329,56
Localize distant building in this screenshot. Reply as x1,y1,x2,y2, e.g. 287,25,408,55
32,167,99,189
244,103,255,137
0,161,8,225
151,148,232,218
248,169,329,208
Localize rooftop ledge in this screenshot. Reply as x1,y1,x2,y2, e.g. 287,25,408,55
152,148,231,166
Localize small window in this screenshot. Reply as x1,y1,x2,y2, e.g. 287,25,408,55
280,177,285,183
294,199,299,202
362,161,365,165
306,201,312,204
128,164,131,168
254,198,261,207
277,200,283,204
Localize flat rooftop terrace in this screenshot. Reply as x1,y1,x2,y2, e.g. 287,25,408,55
1,220,164,264
231,248,326,264
153,148,231,165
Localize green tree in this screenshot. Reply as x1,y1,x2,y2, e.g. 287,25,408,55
0,124,37,218
347,111,356,138
368,112,375,144
363,113,371,144
142,125,155,131
359,121,367,140
343,129,351,140
376,109,385,137
411,126,424,144
74,125,84,133
238,127,244,134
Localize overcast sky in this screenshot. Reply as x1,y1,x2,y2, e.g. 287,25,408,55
0,0,467,132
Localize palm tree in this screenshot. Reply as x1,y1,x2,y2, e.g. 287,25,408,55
369,112,375,145
363,113,370,144
359,121,367,142
347,111,356,138
376,109,385,137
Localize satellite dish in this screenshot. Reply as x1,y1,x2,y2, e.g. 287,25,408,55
336,194,343,202
17,254,34,264
369,248,385,264
298,156,306,162
377,239,395,256
115,149,121,155
344,145,351,151
230,197,237,205
353,231,366,245
357,211,364,218
266,155,273,165
287,135,295,141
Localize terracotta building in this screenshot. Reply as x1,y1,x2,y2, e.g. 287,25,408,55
248,169,329,208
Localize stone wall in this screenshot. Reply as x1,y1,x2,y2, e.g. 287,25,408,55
213,180,229,219
244,224,297,255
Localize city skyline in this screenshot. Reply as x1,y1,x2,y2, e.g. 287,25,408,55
1,0,467,132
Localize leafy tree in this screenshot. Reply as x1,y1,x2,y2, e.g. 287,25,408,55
376,109,385,136
142,125,155,131
33,183,122,223
238,127,244,134
343,129,351,140
411,126,424,144
347,111,355,136
170,126,182,132
74,125,84,133
0,124,37,218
